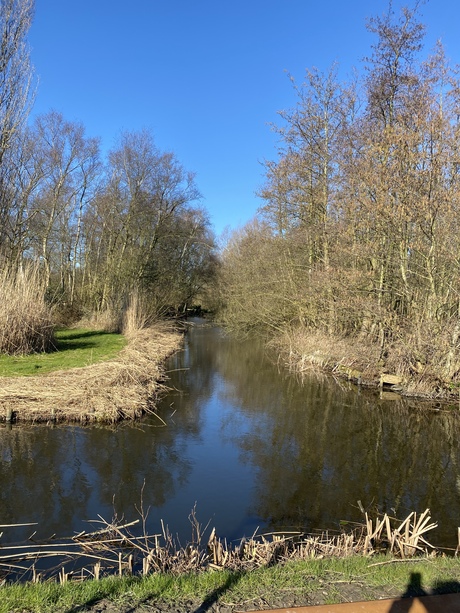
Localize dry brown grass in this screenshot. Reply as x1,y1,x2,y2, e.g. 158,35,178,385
0,322,183,424
273,328,382,384
122,289,158,338
0,507,441,583
0,266,54,355
273,325,460,400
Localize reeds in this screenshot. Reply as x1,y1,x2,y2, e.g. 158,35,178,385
122,289,157,338
0,265,54,355
0,508,445,584
361,509,437,558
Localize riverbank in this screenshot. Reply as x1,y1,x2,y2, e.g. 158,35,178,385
272,328,460,403
0,322,183,424
2,555,460,612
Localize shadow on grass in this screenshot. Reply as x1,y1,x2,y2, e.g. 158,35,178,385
191,572,243,613
54,330,116,352
389,572,460,611
57,330,113,340
53,339,100,352
64,577,175,613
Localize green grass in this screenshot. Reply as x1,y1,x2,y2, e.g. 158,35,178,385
1,556,460,612
0,328,127,377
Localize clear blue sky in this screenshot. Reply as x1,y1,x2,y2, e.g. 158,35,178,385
28,0,460,237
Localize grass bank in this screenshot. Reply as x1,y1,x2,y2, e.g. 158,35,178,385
0,322,182,424
0,328,127,377
1,555,460,612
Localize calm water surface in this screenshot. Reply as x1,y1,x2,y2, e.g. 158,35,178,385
1,320,459,548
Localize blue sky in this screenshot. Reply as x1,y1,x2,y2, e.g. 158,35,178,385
28,0,460,237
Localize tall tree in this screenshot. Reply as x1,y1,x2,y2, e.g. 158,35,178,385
259,65,355,269
27,111,100,294
82,129,213,315
0,0,35,261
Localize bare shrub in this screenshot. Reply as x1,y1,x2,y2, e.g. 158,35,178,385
0,266,55,355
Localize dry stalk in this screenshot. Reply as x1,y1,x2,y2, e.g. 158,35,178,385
0,507,443,584
363,508,437,557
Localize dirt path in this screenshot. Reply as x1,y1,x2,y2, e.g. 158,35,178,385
66,582,460,613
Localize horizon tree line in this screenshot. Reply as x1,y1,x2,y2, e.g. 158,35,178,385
0,0,218,323
219,3,460,383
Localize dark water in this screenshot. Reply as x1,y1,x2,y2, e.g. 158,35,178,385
1,320,459,549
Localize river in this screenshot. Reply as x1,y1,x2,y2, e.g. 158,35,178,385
1,320,459,550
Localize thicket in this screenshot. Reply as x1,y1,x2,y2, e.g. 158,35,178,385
0,1,218,355
218,4,460,392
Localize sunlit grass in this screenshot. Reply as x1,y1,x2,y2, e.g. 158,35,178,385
1,556,460,613
0,328,127,377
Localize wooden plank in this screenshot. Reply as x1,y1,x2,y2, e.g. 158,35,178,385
250,593,460,612
380,374,403,387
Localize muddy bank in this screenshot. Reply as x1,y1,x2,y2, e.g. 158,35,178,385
0,323,183,424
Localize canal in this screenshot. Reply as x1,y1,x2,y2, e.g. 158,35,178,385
0,320,459,549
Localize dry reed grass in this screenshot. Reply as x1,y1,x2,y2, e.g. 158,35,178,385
0,507,444,584
273,328,382,384
122,290,158,338
0,266,54,355
0,322,183,424
273,326,460,400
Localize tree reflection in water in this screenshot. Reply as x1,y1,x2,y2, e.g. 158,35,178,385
0,321,459,549
212,326,460,548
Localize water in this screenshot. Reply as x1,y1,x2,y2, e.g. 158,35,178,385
1,320,459,549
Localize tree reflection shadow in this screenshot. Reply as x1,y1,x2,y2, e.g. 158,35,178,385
214,329,460,547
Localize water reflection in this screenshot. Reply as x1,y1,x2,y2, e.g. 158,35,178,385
214,330,460,546
0,321,459,550
0,421,194,543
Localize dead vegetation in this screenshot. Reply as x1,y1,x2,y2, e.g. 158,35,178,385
0,266,55,356
0,507,447,584
0,322,183,424
273,327,460,401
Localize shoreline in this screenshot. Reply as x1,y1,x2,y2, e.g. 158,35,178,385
2,548,460,612
272,328,460,406
0,322,183,425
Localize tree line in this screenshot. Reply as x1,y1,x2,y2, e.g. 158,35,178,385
219,3,460,385
0,0,217,328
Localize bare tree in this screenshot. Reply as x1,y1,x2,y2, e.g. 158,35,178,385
27,111,100,292
0,0,35,259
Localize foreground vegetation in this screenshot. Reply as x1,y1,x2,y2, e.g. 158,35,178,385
1,555,460,612
0,505,457,612
218,4,460,399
